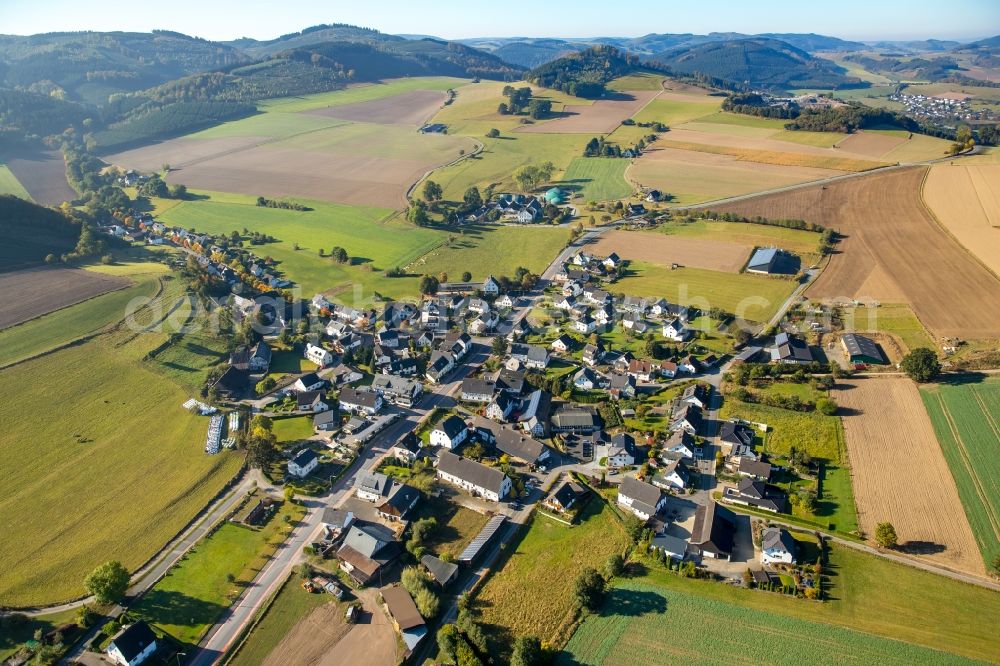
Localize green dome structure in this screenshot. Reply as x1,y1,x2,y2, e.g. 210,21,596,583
544,187,566,204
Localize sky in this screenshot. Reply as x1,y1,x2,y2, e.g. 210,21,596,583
1,0,997,42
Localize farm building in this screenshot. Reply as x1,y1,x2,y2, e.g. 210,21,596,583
746,248,800,275
544,187,567,204
769,332,813,364
690,501,736,560
841,333,885,364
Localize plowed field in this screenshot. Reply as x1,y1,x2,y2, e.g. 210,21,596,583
588,230,751,273
923,164,1000,275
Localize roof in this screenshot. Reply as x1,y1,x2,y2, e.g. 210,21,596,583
549,480,586,509
495,428,547,462
462,378,497,397
682,383,710,405
396,431,421,454
109,621,157,662
720,420,754,447
357,472,391,497
747,247,800,275
551,408,598,429
738,458,772,479
436,415,468,439
437,451,507,494
296,390,324,408
692,502,736,555
297,371,322,387
458,514,507,562
290,448,318,468
322,507,353,528
340,387,380,409
214,366,249,393
421,554,459,585
619,475,663,508
313,410,338,428
762,527,797,555
337,544,381,578
381,484,421,516
841,333,884,362
772,333,813,363
342,522,396,559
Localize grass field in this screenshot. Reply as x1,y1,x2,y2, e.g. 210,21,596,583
559,582,981,666
632,97,723,126
0,279,243,607
227,574,331,666
839,303,936,354
559,157,632,202
660,218,823,256
920,376,1000,568
272,416,316,443
0,164,32,200
473,497,630,651
256,77,466,114
606,72,667,91
134,502,304,646
613,260,797,323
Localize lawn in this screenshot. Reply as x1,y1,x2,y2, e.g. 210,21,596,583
272,415,316,444
414,224,570,283
0,292,243,607
473,497,630,652
0,164,32,200
415,492,490,560
0,608,78,662
256,77,467,114
613,260,797,323
147,297,231,394
559,581,985,666
559,157,633,202
921,376,1000,568
267,348,317,381
227,574,332,666
839,303,935,353
134,501,304,646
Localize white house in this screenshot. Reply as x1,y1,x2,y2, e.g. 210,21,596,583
573,316,596,334
496,294,515,309
661,318,688,342
430,415,469,450
653,460,690,491
338,387,383,416
483,276,500,296
761,527,797,564
555,295,577,311
485,393,515,422
437,451,511,501
573,367,599,391
293,372,325,393
551,335,572,353
617,476,666,521
355,472,392,502
305,342,334,367
107,622,158,666
607,433,637,467
288,449,319,478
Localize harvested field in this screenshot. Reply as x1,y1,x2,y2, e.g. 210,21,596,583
0,266,129,330
108,136,267,173
833,378,984,575
260,600,355,666
923,165,1000,275
835,131,906,158
516,90,660,134
661,126,885,163
713,167,1000,338
304,89,446,126
656,137,884,172
4,149,76,205
588,230,751,273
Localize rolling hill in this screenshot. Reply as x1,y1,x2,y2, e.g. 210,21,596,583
0,195,82,270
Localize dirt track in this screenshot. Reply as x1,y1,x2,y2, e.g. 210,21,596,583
833,378,985,576
0,267,129,330
305,90,447,126
712,167,1000,338
5,149,77,205
588,230,751,273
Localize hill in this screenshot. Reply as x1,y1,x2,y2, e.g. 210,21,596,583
526,45,653,97
757,33,866,52
654,38,862,90
0,195,82,270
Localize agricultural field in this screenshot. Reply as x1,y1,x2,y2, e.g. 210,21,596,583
833,378,983,574
632,92,723,126
473,498,630,651
0,279,243,607
3,148,77,206
923,164,1000,275
0,266,130,330
613,260,797,323
134,501,303,646
606,72,667,91
516,89,660,134
660,218,823,256
921,376,1000,569
559,157,632,202
713,167,1000,339
837,303,936,356
588,230,751,273
0,164,31,199
559,582,979,666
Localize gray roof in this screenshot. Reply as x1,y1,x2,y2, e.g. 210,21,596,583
437,450,507,494
339,387,380,409
841,333,884,362
458,514,507,563
109,622,157,662
421,554,459,585
462,378,497,397
551,408,598,429
747,248,799,274
436,415,468,439
357,472,391,498
762,527,797,555
692,502,736,555
291,448,317,468
772,333,813,363
342,522,395,559
495,429,547,462
720,421,754,447
619,475,662,508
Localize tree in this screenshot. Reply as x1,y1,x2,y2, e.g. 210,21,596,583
492,335,508,356
419,275,439,296
84,561,130,605
423,180,443,201
573,567,606,611
486,128,500,138
76,604,97,628
414,586,441,618
623,513,645,543
815,397,838,415
246,422,278,469
605,553,625,578
463,186,482,208
461,271,473,282
511,635,544,666
875,521,898,549
255,377,276,395
169,183,187,199
438,272,448,283
901,347,941,383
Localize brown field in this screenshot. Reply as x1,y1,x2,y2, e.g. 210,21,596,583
0,266,129,329
4,149,77,205
659,126,886,163
835,131,906,158
588,229,751,272
832,377,984,575
655,138,884,172
304,89,446,126
108,136,265,173
712,167,1000,338
923,165,1000,276
516,90,660,134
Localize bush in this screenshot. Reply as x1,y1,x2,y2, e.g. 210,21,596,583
901,347,941,383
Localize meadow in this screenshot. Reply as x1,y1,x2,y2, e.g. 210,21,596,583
0,164,31,200
559,582,981,666
920,376,1000,568
473,497,630,652
559,157,632,202
631,95,722,126
613,260,797,323
660,218,823,256
839,303,936,354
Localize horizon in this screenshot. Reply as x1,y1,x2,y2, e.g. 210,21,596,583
1,0,997,43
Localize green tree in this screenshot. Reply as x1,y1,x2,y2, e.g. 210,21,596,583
815,397,838,415
875,521,898,549
623,513,645,543
437,624,460,664
414,586,441,618
605,553,625,578
255,377,276,395
419,275,439,296
246,421,278,469
511,635,544,666
423,180,443,201
84,561,130,605
901,347,941,383
486,128,500,138
573,567,606,611
463,187,482,208
461,271,473,282
492,335,509,356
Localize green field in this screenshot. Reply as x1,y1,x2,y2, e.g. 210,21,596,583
559,157,633,202
560,582,981,666
632,97,723,126
272,415,316,443
614,260,797,323
473,497,630,651
135,502,303,646
606,72,667,92
414,224,570,282
0,164,32,200
840,303,935,353
228,574,332,666
0,279,243,607
258,77,467,114
921,377,1000,568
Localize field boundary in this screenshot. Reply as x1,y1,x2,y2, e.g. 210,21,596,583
0,276,133,333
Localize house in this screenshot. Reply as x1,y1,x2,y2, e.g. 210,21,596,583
562,280,583,298
571,315,595,335
356,472,392,502
664,430,696,459
517,389,552,437
430,415,470,449
544,480,588,514
607,433,638,467
107,621,158,666
690,501,736,560
608,372,637,400
720,420,757,459
378,484,421,522
381,585,427,651
681,384,711,409
555,295,577,311
482,276,500,295
671,403,703,435
661,318,688,341
627,359,657,382
296,390,329,413
468,298,491,315
321,507,355,536
247,341,271,372
841,333,885,365
678,355,700,374
617,476,666,520
496,294,515,309
621,295,647,315
386,358,419,378
510,344,548,370
326,320,351,339
421,554,459,587
212,366,249,399
551,408,599,433
337,522,399,585
737,458,772,481
594,303,615,324
621,314,647,334
746,247,799,275
339,388,383,416
770,332,813,364
486,392,516,422
732,346,764,365
645,189,662,203
602,253,621,269
626,203,646,216
495,428,550,465
761,527,797,564
288,449,319,478
573,367,600,391
392,432,422,463
293,372,325,393
584,287,611,305
371,374,423,407
652,459,690,490
469,314,498,335
650,533,688,561
659,360,678,378
461,378,497,403
305,342,334,367
551,334,573,353
330,364,363,385
425,351,454,384
314,409,339,432
437,450,511,501
376,329,400,349
724,477,786,513
582,342,604,367
508,318,532,340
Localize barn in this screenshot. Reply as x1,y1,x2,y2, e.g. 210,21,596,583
746,247,800,275
841,333,885,365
